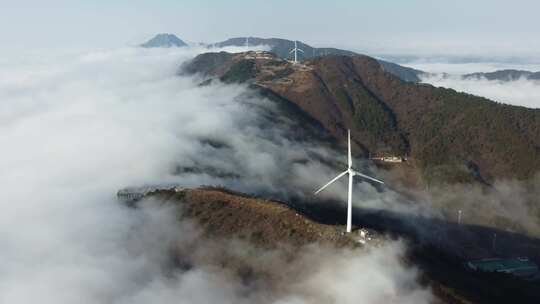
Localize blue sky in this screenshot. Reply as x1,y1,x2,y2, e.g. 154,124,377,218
1,0,539,57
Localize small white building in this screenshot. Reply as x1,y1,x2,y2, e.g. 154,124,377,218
371,156,407,163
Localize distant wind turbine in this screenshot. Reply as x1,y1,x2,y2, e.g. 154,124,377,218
245,37,249,48
289,40,304,64
314,130,384,233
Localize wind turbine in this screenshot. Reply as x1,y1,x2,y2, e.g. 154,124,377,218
245,37,249,48
289,40,304,64
314,130,384,233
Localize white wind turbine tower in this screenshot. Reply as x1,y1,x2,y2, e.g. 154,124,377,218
245,37,249,48
289,40,304,63
314,130,384,233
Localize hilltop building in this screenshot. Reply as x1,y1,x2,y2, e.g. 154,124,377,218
117,185,183,201
370,155,407,163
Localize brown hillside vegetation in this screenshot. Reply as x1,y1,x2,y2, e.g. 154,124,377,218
140,187,540,304
181,51,540,184
148,187,355,247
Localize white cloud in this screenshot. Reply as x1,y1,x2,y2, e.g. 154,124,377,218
419,73,540,109
0,47,431,303
406,61,540,109
406,61,540,75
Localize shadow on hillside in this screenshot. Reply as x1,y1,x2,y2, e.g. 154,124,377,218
284,195,540,304
287,196,539,256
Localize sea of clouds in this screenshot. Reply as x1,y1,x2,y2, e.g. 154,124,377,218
405,60,540,109
0,46,433,303
419,74,540,109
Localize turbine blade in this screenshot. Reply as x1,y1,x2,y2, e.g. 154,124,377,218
348,130,352,169
289,49,295,53
351,170,385,184
298,48,304,53
314,170,348,195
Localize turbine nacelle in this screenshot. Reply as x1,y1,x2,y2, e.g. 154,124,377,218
313,168,383,195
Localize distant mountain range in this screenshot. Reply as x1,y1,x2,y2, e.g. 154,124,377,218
141,34,425,82
462,69,540,81
181,51,540,184
141,33,188,48
141,34,540,84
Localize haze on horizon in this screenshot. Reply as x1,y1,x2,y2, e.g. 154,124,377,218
2,0,540,60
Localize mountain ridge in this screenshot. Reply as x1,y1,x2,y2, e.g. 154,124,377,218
133,186,540,304
181,50,540,184
214,36,425,82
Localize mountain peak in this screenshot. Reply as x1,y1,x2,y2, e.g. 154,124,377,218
214,36,424,82
141,33,188,48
